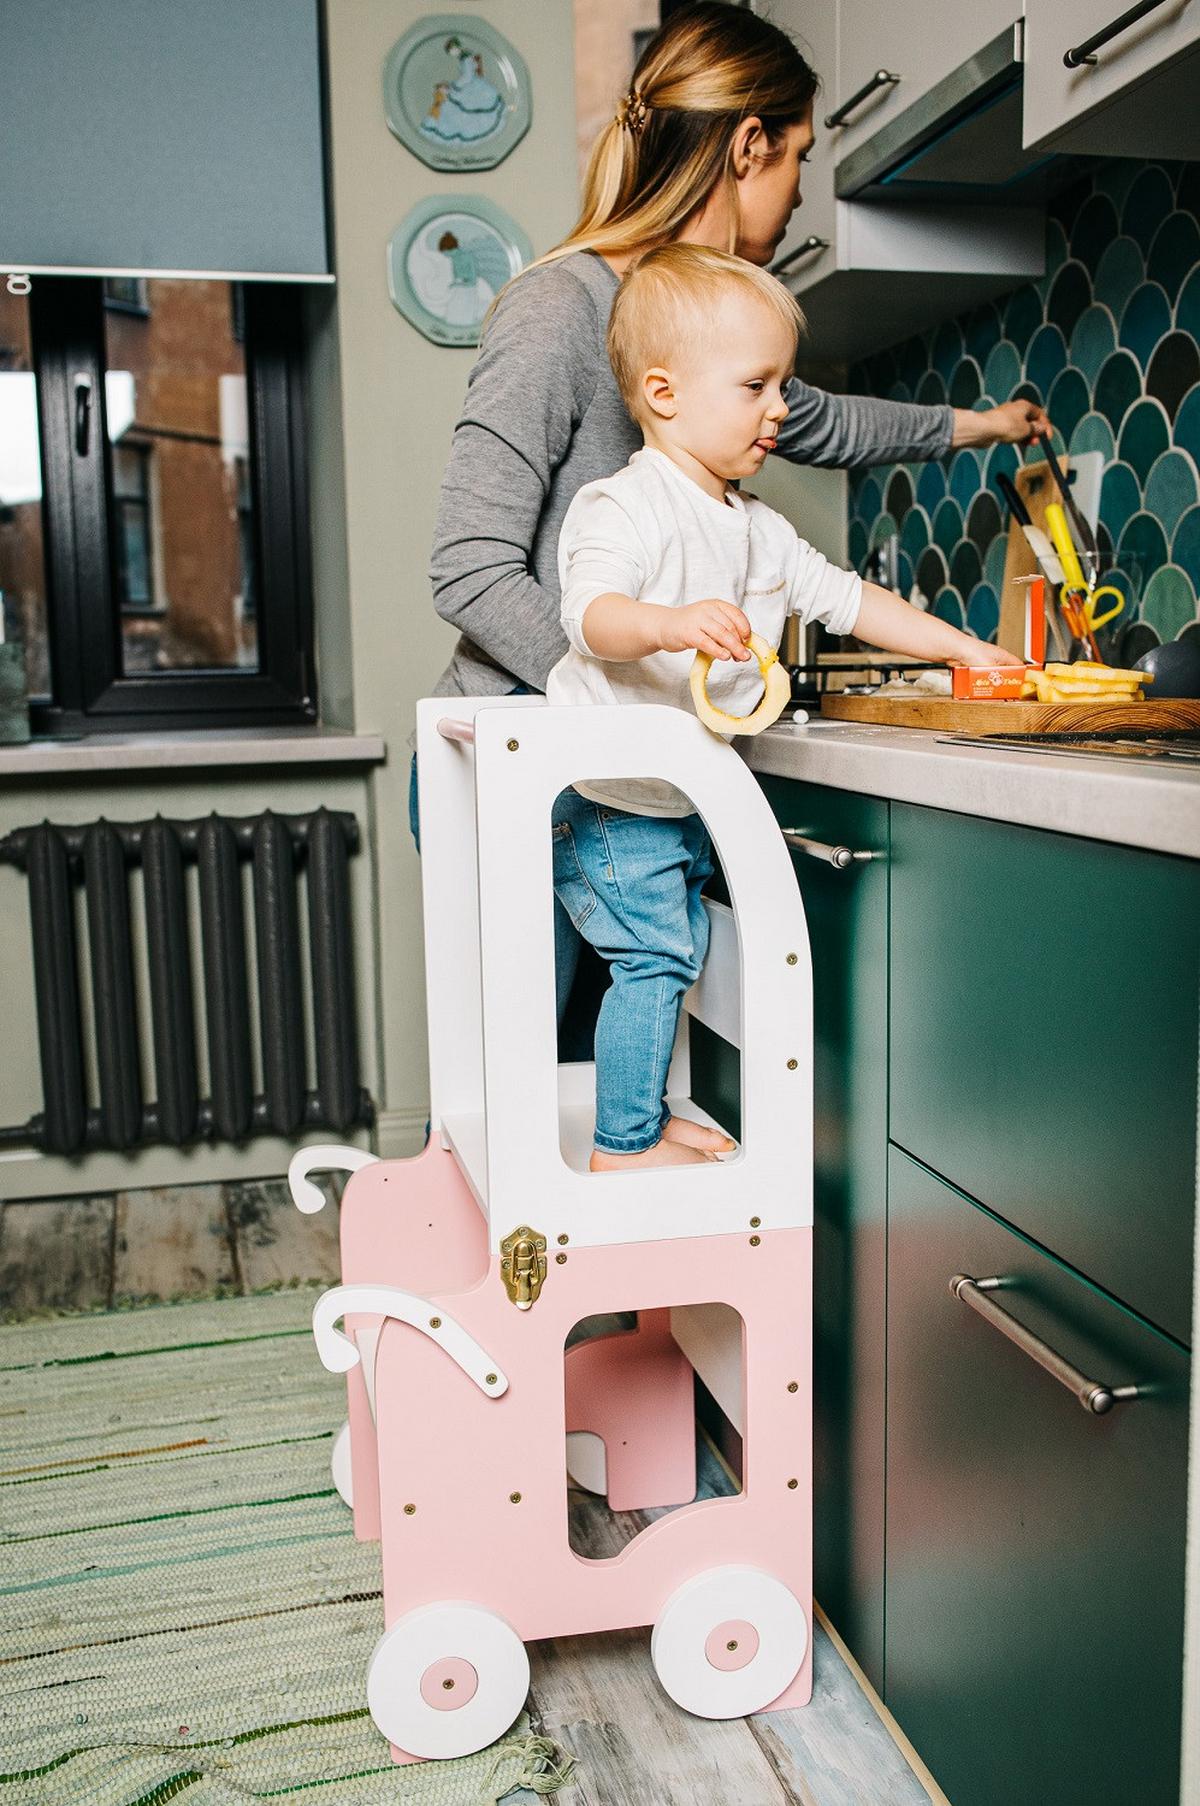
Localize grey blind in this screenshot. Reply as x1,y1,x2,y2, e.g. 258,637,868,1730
0,0,330,280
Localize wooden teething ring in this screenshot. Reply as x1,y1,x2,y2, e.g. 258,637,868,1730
689,631,792,737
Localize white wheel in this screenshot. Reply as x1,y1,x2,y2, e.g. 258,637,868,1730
330,1419,353,1509
366,1602,530,1759
650,1566,808,1719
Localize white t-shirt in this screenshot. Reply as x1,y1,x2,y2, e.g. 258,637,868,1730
547,446,863,816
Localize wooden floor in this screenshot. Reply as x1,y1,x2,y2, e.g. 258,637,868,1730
1,1176,947,1805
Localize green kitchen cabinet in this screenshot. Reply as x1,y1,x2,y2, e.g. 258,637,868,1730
889,803,1200,1344
886,1144,1188,1806
692,778,890,1686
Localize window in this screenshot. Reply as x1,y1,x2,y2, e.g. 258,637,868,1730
0,274,314,734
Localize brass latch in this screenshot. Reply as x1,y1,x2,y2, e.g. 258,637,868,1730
500,1225,547,1310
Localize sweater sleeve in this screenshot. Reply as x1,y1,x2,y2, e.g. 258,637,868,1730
774,376,954,469
558,486,655,657
428,264,600,691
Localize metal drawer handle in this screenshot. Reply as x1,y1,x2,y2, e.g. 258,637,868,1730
824,69,900,130
771,235,831,277
950,1274,1141,1416
1064,0,1170,67
781,828,876,870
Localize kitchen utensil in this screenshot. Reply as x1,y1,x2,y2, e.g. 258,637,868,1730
1037,432,1100,587
1133,638,1200,699
998,463,1073,658
1043,504,1105,661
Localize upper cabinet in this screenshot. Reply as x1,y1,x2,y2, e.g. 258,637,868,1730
1024,0,1200,158
828,0,1014,161
770,1,1042,361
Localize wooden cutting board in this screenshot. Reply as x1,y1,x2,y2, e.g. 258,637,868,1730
820,693,1200,733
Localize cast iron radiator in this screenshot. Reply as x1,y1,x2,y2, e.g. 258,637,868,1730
0,809,373,1155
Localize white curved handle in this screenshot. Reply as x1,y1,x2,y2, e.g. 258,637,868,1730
288,1143,379,1214
311,1284,509,1398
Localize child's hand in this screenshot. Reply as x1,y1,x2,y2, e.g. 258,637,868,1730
660,599,753,661
946,635,1025,668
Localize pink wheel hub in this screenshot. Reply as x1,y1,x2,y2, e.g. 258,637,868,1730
705,1619,759,1672
419,1656,479,1710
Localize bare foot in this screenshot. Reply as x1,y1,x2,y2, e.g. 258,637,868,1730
663,1114,737,1157
590,1137,712,1173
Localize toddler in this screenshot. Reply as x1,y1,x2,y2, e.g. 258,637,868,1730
546,243,1020,1172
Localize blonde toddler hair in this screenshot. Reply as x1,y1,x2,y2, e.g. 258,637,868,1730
607,242,804,420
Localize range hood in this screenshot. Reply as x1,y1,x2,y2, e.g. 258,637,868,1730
835,23,1089,206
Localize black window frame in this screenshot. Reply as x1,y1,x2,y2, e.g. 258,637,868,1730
29,276,316,735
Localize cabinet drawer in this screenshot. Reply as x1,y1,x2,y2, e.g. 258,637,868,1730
886,1147,1188,1806
889,803,1199,1343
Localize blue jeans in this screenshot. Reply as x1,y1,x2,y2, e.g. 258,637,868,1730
551,789,713,1153
409,748,583,1027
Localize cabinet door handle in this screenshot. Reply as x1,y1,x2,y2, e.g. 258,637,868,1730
824,69,900,130
771,236,831,278
1064,0,1170,67
950,1274,1142,1415
781,828,877,870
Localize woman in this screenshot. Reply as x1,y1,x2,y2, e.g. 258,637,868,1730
424,1,1047,1027
428,1,1048,706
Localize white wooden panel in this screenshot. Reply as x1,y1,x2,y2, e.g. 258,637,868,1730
671,1302,745,1436
470,702,814,1252
685,900,742,1050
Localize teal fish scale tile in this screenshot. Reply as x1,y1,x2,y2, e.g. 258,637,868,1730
847,159,1200,650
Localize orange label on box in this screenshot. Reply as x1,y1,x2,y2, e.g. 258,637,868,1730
951,666,1030,700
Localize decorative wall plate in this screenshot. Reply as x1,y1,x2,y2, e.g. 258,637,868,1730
382,15,531,172
387,196,532,347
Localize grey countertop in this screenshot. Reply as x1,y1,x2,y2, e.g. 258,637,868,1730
744,718,1200,860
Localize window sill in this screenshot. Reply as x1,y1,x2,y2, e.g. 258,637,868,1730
0,725,387,779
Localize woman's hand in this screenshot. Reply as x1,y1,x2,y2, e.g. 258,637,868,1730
658,599,753,661
951,400,1052,449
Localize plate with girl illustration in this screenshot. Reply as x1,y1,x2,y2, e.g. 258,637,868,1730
383,14,531,172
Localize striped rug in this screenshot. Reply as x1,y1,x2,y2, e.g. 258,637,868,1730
0,1288,572,1804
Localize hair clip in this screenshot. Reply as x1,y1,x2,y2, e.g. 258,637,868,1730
616,88,648,136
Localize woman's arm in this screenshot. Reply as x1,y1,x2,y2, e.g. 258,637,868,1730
773,378,1050,470
429,265,601,691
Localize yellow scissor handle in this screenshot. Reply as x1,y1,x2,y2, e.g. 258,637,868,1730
1082,585,1125,631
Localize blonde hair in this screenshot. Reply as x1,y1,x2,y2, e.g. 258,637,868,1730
608,243,804,417
534,4,817,272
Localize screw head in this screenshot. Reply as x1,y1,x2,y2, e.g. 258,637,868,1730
509,1491,522,1504
749,1215,761,1228
403,1502,416,1515
485,1373,498,1386
726,1640,738,1652
786,952,798,965
787,1381,799,1394
787,1478,798,1490
786,1058,798,1071
556,1234,569,1245
429,1316,442,1329
555,1252,567,1264
442,1678,455,1690
749,1234,761,1247
506,738,519,751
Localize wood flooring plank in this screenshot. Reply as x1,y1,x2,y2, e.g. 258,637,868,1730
0,1196,114,1320
528,1628,790,1806
747,1623,933,1806
111,1184,236,1305
226,1177,342,1291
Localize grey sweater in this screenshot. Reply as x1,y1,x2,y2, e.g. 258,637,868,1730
429,251,953,697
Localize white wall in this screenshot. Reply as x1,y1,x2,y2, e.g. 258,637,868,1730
318,0,580,1150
